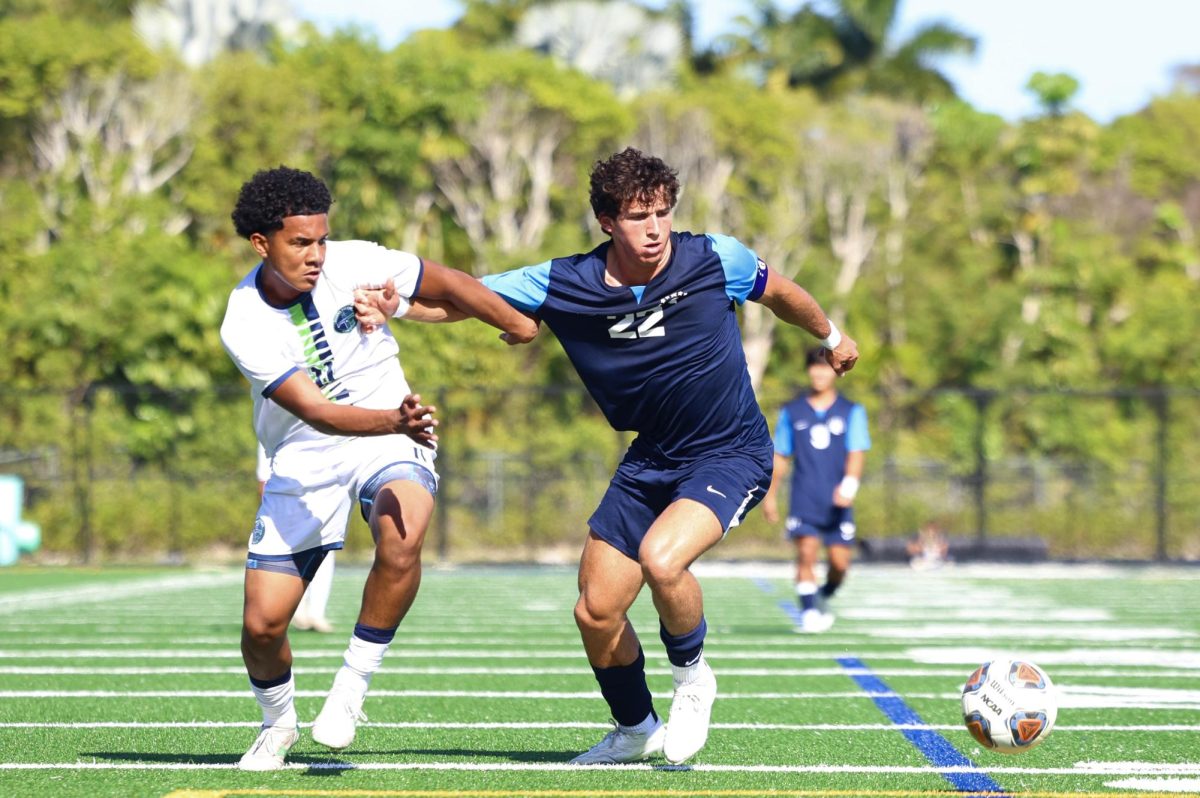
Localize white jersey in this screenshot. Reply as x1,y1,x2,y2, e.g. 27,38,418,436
220,239,422,466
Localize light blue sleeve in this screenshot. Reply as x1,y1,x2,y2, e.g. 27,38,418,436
847,404,871,452
480,261,551,314
772,407,793,457
707,234,768,305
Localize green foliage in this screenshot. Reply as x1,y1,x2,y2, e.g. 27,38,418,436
1,5,1198,559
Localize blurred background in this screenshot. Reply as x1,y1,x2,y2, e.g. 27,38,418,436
1,0,1198,565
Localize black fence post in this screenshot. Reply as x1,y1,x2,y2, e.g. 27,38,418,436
1152,389,1169,562
972,392,992,545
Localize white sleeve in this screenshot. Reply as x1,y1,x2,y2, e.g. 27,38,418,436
339,240,424,317
220,313,303,398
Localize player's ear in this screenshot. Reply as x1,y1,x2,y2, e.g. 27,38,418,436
249,232,270,260
597,214,614,236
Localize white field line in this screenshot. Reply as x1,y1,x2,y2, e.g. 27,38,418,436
1,720,1198,733
0,573,241,616
1,761,1199,776
4,646,1199,664
3,664,1200,679
0,689,925,699
6,687,1200,710
1105,778,1200,792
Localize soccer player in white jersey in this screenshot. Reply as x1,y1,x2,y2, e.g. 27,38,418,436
257,443,334,633
221,166,537,771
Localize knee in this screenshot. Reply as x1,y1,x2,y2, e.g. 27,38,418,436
639,546,684,591
242,612,288,650
374,524,424,573
574,594,621,636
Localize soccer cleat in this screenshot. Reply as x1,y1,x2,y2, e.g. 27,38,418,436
311,688,367,750
795,608,834,634
663,658,718,764
569,718,665,764
308,617,335,634
237,724,299,771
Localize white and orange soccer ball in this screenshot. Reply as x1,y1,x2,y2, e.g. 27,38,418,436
961,659,1058,754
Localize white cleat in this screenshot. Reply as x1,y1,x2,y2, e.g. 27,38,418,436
237,724,299,771
663,659,718,764
796,608,834,633
569,718,665,764
311,689,367,750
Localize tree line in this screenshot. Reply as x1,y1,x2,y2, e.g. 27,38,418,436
1,0,1198,557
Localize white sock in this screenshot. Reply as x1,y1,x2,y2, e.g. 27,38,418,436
250,673,297,728
620,711,659,734
796,581,818,597
330,634,390,700
671,653,706,686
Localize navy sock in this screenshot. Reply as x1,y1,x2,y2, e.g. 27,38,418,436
820,582,840,599
248,668,291,689
353,622,397,644
659,617,707,667
591,648,656,727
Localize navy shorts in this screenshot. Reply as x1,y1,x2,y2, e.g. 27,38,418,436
589,444,773,561
786,509,857,546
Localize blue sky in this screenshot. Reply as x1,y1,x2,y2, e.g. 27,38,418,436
291,0,1200,122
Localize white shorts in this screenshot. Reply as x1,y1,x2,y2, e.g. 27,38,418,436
249,434,438,557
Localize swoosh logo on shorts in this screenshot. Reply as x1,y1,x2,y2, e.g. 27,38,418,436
706,485,727,498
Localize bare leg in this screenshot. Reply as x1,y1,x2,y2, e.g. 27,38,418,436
358,479,434,628
795,536,820,586
241,568,306,681
638,499,724,636
825,543,853,593
574,531,645,668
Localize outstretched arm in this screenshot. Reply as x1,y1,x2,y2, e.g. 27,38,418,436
756,268,859,374
418,260,538,344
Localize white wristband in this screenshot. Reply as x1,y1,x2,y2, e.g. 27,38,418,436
838,475,860,499
820,319,841,350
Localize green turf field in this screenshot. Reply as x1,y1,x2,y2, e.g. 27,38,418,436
0,561,1197,797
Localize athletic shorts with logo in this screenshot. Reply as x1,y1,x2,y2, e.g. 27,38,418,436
589,443,773,561
248,434,437,578
785,508,856,546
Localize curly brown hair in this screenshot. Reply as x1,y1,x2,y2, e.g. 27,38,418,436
588,147,680,221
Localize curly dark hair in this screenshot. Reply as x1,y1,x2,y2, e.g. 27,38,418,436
588,147,680,221
231,166,333,239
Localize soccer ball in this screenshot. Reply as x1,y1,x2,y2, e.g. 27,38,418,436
961,659,1057,754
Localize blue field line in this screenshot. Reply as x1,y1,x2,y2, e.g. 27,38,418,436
750,578,1008,796
838,655,1008,795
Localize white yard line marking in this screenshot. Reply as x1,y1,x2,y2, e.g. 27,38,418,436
0,689,929,699
0,720,1197,732
1,761,1198,776
3,664,1200,679
1104,778,1200,792
0,573,242,616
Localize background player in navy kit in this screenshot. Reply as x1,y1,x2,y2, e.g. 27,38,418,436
763,347,871,633
477,149,860,765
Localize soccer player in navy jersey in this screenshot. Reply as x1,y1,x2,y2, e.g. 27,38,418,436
366,148,859,764
478,148,859,764
762,347,871,633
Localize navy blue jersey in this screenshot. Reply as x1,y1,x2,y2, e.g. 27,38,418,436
482,231,771,462
774,394,870,527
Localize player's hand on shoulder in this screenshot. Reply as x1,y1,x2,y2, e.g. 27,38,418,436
825,333,859,376
354,278,399,333
500,313,540,346
395,393,438,447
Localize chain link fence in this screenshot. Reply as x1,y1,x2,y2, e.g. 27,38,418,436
2,384,1197,563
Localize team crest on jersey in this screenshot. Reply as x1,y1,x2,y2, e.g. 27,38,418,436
251,517,265,545
828,416,846,436
809,424,831,450
333,305,357,333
